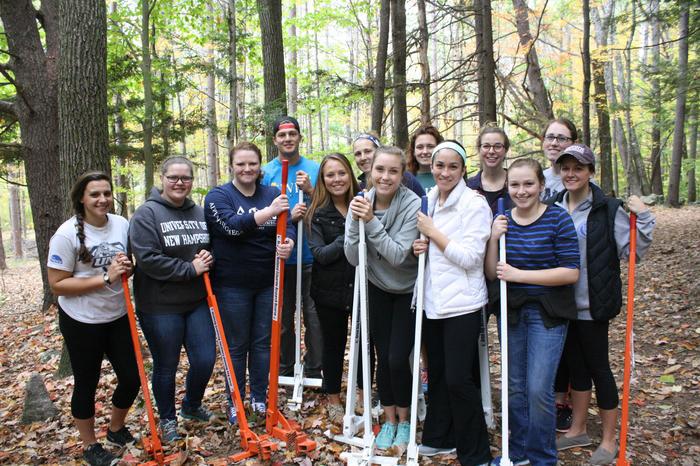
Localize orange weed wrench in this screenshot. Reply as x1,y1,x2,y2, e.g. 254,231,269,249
202,272,277,462
265,159,317,454
121,274,181,466
617,213,637,466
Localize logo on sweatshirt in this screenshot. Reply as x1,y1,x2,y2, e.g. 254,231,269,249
90,242,126,268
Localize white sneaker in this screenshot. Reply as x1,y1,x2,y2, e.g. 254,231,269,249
418,444,456,456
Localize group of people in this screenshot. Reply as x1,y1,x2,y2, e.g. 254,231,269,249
48,114,655,466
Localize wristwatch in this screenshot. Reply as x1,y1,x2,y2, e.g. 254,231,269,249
102,272,111,286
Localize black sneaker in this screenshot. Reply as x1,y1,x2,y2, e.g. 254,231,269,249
106,425,136,448
556,403,573,432
83,443,119,466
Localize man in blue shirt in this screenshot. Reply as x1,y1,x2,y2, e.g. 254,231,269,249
262,116,322,379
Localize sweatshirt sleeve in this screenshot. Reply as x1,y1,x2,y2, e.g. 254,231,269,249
442,196,492,270
308,216,344,265
614,206,655,261
204,187,258,239
129,206,197,281
344,211,360,266
364,195,420,267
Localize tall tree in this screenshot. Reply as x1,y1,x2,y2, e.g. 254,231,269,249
257,0,287,160
113,93,129,218
141,0,155,194
371,0,390,136
416,0,431,125
205,1,219,187
667,1,689,207
226,0,239,156
287,1,298,116
511,0,553,122
648,0,664,195
58,0,110,215
391,0,408,149
688,98,697,203
475,0,497,125
592,57,613,194
581,0,591,146
0,0,62,309
0,220,6,270
9,175,22,258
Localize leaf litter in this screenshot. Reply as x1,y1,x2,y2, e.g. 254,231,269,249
0,206,698,465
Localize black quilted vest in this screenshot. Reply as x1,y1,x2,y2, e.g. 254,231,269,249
556,184,623,321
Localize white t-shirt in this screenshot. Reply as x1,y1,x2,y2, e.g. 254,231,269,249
48,214,129,324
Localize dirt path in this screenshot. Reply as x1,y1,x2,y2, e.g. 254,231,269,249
0,206,698,465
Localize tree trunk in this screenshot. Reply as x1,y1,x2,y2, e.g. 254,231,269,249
581,0,591,146
688,99,697,203
206,1,219,188
0,0,63,309
141,0,154,194
58,0,110,216
287,1,298,116
416,0,431,125
227,0,239,158
592,57,613,194
511,0,554,123
313,1,324,151
475,0,497,125
0,220,6,270
371,0,390,136
391,0,408,149
667,1,689,207
649,0,663,195
257,0,287,161
10,175,23,258
113,93,129,218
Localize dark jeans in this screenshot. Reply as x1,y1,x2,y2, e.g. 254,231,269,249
503,305,567,466
367,283,414,408
59,309,140,419
280,263,323,377
138,302,216,421
317,305,349,394
422,312,492,466
564,319,619,410
216,285,273,402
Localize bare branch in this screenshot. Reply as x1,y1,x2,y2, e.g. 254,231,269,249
0,100,17,118
0,173,27,187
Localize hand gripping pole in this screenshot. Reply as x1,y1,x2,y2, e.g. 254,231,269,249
278,189,323,411
265,160,316,455
121,275,181,466
617,213,637,466
405,196,428,466
340,192,398,466
497,199,513,466
203,272,277,462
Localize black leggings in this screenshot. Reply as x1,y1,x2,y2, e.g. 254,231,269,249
59,309,140,419
317,305,376,395
367,283,414,408
564,319,619,410
422,312,491,466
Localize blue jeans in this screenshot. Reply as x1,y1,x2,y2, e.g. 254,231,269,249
505,305,567,465
215,285,273,402
138,302,216,421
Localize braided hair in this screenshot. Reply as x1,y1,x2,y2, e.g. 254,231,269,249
70,171,113,264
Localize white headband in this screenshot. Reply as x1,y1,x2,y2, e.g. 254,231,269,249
431,141,467,163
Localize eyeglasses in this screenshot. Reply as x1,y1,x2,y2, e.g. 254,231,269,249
480,143,506,152
164,175,194,184
544,134,573,144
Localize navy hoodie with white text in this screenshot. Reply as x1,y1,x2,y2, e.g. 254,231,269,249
129,187,210,314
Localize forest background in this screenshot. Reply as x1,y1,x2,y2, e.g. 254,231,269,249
0,0,698,317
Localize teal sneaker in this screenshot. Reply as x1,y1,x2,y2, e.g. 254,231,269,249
375,422,397,450
392,421,410,448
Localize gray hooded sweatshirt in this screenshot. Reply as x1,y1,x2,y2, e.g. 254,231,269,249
344,185,420,294
129,187,211,314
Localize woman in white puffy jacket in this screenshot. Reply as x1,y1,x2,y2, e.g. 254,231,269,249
412,140,493,466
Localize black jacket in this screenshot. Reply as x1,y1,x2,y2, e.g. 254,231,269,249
307,203,355,311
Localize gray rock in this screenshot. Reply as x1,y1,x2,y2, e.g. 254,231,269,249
640,194,663,206
21,373,59,424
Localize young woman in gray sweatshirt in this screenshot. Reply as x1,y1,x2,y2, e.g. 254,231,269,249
344,145,420,450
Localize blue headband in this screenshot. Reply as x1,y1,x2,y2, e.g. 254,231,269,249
431,141,467,163
354,133,381,148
